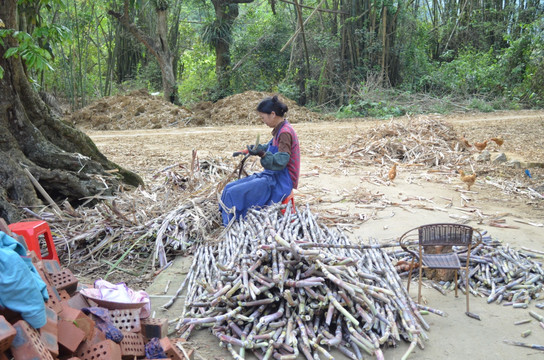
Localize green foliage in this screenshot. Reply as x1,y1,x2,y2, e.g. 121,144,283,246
497,19,544,105
178,39,216,103
0,24,71,79
397,20,435,92
336,97,407,119
469,98,494,112
2,29,52,73
423,48,502,96
335,103,361,118
229,4,291,95
201,19,233,48
32,24,72,44
277,78,300,102
4,0,541,111
136,59,163,91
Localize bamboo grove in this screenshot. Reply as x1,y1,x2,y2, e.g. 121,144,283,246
3,0,542,111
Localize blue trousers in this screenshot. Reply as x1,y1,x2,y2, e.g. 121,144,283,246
220,170,292,226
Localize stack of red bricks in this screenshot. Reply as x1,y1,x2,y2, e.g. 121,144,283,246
0,256,194,360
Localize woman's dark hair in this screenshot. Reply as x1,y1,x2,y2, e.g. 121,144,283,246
256,95,288,117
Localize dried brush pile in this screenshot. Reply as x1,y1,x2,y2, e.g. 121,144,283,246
38,153,235,279
343,116,472,167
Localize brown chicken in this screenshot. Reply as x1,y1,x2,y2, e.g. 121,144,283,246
459,170,477,191
459,136,472,149
490,136,504,147
473,140,488,152
388,163,398,181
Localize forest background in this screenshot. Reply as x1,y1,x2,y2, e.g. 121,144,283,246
0,0,543,118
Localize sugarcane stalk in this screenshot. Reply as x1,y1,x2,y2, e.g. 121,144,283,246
280,331,299,360
328,292,359,326
348,338,364,360
503,340,544,351
239,298,276,307
309,338,334,360
337,343,358,360
295,316,314,360
226,343,244,360
348,334,374,356
415,304,447,317
529,311,544,322
400,340,417,360
259,304,285,328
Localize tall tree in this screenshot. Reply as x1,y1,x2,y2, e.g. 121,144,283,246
203,0,253,97
0,0,142,222
109,0,179,103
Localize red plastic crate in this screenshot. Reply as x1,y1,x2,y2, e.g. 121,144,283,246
8,220,60,264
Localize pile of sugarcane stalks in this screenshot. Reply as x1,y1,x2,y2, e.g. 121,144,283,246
173,204,437,360
394,235,544,307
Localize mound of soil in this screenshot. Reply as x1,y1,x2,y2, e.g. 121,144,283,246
189,91,333,126
67,89,332,130
66,89,191,130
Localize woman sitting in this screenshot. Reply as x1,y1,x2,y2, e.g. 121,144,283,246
220,95,300,225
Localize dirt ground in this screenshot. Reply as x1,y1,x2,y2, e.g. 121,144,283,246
79,92,544,359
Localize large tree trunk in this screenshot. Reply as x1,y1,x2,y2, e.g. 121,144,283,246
211,0,239,93
0,0,143,223
109,0,178,104
210,0,253,96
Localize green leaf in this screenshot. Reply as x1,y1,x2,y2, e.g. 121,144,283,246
4,47,19,58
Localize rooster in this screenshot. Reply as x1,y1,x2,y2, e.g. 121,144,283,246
459,170,477,191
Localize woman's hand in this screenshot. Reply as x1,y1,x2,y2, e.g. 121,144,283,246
247,143,268,156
